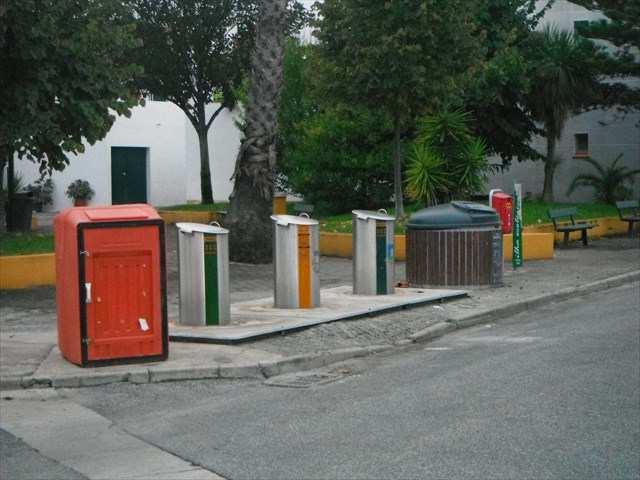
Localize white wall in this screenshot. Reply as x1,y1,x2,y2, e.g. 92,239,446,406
12,100,241,211
184,105,242,203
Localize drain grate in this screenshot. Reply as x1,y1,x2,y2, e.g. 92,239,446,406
264,370,347,388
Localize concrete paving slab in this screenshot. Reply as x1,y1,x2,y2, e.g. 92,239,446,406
0,396,223,479
170,286,467,343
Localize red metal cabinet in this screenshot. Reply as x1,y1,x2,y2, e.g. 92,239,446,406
490,192,513,234
54,204,167,367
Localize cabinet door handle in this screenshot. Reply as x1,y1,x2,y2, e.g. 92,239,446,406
85,283,92,304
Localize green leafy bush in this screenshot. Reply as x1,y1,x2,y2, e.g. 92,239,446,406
281,106,396,214
406,109,492,205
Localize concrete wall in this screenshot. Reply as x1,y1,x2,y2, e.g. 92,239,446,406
12,100,241,211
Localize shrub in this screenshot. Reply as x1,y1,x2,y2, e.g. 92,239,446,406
281,106,395,214
406,108,491,205
567,154,639,204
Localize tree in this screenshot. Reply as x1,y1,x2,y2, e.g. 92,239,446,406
526,27,611,202
462,0,554,165
225,0,288,263
571,0,639,52
314,0,483,218
571,0,640,115
283,105,395,213
130,0,257,204
0,0,141,176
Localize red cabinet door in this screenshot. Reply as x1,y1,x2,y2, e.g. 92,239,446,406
82,226,164,361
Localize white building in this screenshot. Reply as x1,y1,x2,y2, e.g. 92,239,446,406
13,100,242,211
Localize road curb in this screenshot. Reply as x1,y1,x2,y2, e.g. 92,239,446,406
2,271,638,391
450,270,640,329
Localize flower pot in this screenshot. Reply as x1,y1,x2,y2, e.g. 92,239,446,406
74,199,89,207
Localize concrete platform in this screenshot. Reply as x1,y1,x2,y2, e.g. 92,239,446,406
169,286,467,344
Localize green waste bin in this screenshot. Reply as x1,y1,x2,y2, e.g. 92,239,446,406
177,222,230,326
352,209,395,295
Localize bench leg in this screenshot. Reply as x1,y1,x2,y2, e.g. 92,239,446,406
629,221,634,238
563,232,569,246
582,229,588,246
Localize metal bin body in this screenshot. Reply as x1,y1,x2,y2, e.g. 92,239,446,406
177,222,230,326
271,214,320,309
352,210,395,295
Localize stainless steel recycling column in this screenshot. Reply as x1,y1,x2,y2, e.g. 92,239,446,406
176,222,230,326
352,209,396,295
271,214,320,309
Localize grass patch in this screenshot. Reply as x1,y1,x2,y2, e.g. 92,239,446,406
0,232,54,256
521,201,617,226
158,202,229,211
318,201,619,233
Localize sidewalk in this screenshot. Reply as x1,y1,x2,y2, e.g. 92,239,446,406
1,235,638,390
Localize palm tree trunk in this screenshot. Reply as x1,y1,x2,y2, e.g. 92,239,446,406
542,134,558,203
393,115,404,218
226,0,287,263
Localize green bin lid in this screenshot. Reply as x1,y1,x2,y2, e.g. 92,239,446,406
407,201,500,230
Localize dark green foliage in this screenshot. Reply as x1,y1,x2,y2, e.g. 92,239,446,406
461,0,550,164
0,0,142,172
571,0,639,51
284,106,396,214
406,109,491,205
405,145,450,207
567,154,640,204
571,0,640,113
314,0,483,216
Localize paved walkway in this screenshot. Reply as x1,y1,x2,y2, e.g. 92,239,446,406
0,235,638,389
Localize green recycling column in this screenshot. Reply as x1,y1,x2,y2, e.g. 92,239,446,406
352,209,395,295
176,222,230,326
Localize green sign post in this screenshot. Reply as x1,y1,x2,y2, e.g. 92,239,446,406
512,183,523,268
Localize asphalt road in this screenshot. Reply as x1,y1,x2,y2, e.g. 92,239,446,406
3,282,639,479
57,282,639,480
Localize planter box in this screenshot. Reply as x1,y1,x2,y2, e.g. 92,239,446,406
0,253,55,289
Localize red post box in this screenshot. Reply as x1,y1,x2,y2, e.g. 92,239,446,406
490,190,513,234
54,204,168,367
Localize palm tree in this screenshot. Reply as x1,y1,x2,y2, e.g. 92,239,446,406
567,154,640,204
226,0,287,263
527,27,604,203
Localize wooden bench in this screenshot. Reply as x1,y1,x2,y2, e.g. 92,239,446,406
616,200,640,237
293,203,314,216
548,208,597,246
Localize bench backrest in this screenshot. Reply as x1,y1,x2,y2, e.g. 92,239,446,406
616,200,639,218
293,203,315,215
548,207,577,227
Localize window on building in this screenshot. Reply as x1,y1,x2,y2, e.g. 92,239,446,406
574,133,589,157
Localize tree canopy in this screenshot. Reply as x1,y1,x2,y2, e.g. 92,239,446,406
0,0,142,172
314,0,483,216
